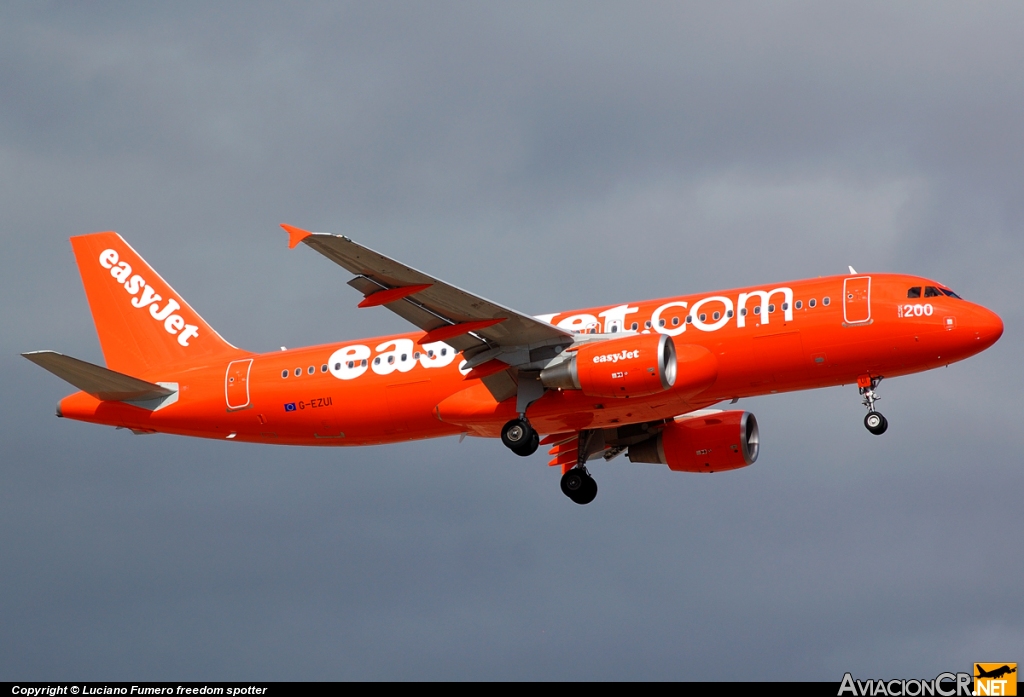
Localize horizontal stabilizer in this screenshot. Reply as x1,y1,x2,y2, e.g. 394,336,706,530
21,350,175,402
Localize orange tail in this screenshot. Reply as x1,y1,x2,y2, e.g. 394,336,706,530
71,232,246,375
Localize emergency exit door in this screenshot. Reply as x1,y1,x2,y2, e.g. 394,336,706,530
225,359,253,410
843,276,871,325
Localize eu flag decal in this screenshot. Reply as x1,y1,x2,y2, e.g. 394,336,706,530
284,402,297,412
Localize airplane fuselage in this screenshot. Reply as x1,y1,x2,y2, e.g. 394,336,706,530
57,273,1003,445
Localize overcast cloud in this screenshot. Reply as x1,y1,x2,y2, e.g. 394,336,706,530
1,2,1022,680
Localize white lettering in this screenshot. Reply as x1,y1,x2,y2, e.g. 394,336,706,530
124,273,146,295
177,324,199,346
838,673,858,696
373,339,415,375
111,261,132,284
599,304,639,333
164,314,185,334
150,298,181,321
689,296,734,332
736,288,793,327
651,301,688,336
418,341,457,368
328,344,371,380
556,314,600,333
131,285,162,308
99,249,118,268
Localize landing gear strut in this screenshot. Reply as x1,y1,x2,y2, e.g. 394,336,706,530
858,375,888,435
560,429,601,505
501,417,539,456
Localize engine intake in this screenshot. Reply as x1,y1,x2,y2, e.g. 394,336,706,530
540,334,676,398
627,411,759,472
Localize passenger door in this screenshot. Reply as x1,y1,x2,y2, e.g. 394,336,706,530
843,276,871,325
225,359,253,410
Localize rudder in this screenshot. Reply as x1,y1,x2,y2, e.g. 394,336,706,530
71,232,246,375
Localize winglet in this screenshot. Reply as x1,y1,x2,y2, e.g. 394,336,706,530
281,224,313,249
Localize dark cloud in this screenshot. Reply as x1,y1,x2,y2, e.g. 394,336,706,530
2,1,1021,680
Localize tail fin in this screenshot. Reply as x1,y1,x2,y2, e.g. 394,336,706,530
71,232,245,375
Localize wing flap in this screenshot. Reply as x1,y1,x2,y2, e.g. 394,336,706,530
22,350,175,402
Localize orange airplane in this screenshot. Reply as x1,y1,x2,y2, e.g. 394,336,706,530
23,226,1003,504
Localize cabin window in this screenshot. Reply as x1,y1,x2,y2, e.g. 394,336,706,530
294,368,301,377
321,364,327,373
753,306,761,315
672,317,680,326
907,287,922,298
795,300,802,309
823,297,831,306
645,321,652,329
809,298,816,308
713,311,721,320
940,287,962,299
307,366,315,375
782,302,789,311
740,308,747,316
768,304,775,313
428,350,435,358
924,286,942,298
374,357,381,365
281,370,288,379
334,362,342,370
727,310,734,318
695,313,704,322
631,322,638,331
387,356,395,364
361,359,367,367
414,352,421,360
347,361,354,369
686,316,692,324
658,318,666,327
400,354,407,362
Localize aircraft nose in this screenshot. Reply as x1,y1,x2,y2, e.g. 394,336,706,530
971,304,1003,348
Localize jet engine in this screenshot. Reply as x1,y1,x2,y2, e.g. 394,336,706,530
627,411,759,472
539,333,676,398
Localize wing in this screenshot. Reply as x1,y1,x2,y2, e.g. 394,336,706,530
283,225,574,378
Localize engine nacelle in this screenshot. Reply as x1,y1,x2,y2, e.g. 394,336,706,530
540,333,676,398
627,411,759,473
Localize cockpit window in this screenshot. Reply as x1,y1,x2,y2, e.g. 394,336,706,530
924,286,942,298
940,287,962,299
907,287,922,298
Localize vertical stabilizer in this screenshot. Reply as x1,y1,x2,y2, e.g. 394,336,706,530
70,232,245,375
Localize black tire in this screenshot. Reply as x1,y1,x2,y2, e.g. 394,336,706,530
864,411,888,435
560,469,585,498
574,476,598,505
512,431,539,457
560,469,598,505
501,418,535,451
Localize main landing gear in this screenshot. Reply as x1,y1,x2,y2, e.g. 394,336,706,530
559,429,602,505
560,466,598,505
501,417,539,457
858,375,888,436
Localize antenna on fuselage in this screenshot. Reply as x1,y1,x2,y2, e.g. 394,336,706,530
848,266,858,274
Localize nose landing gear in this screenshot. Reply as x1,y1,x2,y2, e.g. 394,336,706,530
858,375,888,435
501,417,539,456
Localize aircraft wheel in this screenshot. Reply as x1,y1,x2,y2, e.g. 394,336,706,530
511,431,539,457
864,411,888,435
501,418,535,452
560,469,597,505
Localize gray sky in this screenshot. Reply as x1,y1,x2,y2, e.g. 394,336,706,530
2,1,1021,680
